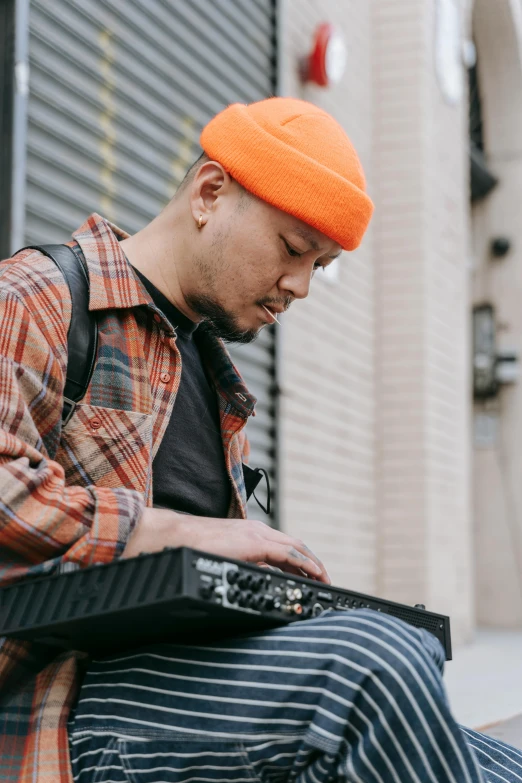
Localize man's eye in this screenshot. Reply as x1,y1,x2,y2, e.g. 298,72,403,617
284,240,303,258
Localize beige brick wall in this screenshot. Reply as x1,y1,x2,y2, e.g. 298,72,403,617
372,0,473,641
277,0,377,593
471,0,522,628
278,0,474,641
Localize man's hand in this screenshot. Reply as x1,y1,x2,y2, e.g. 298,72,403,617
122,508,331,584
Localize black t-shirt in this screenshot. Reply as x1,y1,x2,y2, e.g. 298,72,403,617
133,268,231,518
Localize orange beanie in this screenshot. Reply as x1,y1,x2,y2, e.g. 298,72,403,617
200,97,373,251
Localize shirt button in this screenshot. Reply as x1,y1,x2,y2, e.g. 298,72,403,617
154,314,161,324
160,372,171,384
90,418,101,430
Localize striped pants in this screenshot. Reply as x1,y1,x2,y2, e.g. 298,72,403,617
68,609,522,782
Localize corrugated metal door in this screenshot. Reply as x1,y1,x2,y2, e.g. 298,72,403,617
24,0,278,524
0,0,15,258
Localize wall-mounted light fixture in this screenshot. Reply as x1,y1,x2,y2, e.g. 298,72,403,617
473,304,520,399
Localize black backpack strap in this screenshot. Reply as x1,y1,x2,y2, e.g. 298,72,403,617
21,244,98,426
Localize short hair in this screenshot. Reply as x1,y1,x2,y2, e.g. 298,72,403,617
174,152,253,212
177,151,209,192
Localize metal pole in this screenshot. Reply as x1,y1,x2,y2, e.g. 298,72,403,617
10,0,30,254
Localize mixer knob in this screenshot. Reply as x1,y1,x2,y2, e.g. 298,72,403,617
251,594,265,610
238,590,253,607
301,606,312,620
226,570,239,585
238,573,253,590
252,575,264,592
226,587,240,604
302,588,314,604
263,595,274,610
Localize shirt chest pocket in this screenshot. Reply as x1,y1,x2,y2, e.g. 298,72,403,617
55,403,154,494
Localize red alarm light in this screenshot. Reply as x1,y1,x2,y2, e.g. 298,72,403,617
300,23,347,87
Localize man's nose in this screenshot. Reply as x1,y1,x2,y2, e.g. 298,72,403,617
280,265,314,301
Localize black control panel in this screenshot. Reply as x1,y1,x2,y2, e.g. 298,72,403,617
191,554,451,659
0,548,452,659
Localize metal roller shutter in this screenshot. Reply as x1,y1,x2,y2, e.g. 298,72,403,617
24,0,278,524
0,0,15,258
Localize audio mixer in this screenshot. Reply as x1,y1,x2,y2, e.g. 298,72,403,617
0,547,452,659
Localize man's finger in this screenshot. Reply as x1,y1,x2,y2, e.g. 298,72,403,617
259,526,330,584
261,543,328,582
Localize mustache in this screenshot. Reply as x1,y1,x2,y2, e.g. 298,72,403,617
257,296,293,312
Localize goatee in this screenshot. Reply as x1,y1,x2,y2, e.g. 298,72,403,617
186,293,260,344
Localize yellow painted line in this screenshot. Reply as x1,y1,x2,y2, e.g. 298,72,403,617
170,115,198,195
98,28,117,220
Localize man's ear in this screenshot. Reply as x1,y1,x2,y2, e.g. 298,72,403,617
189,161,230,225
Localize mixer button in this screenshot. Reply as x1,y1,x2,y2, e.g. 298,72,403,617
199,583,214,599
226,570,239,585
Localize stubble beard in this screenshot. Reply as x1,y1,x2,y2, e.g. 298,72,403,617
188,226,261,344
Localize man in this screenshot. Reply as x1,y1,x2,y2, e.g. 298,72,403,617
0,97,519,782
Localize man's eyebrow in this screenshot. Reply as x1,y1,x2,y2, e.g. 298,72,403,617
292,225,342,260
292,226,320,251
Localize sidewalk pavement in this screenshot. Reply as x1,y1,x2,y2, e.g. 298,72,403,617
443,628,522,747
479,714,522,749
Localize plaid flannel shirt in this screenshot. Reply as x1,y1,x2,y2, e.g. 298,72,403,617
0,213,254,782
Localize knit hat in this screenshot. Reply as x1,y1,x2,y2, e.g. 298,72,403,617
200,97,373,251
